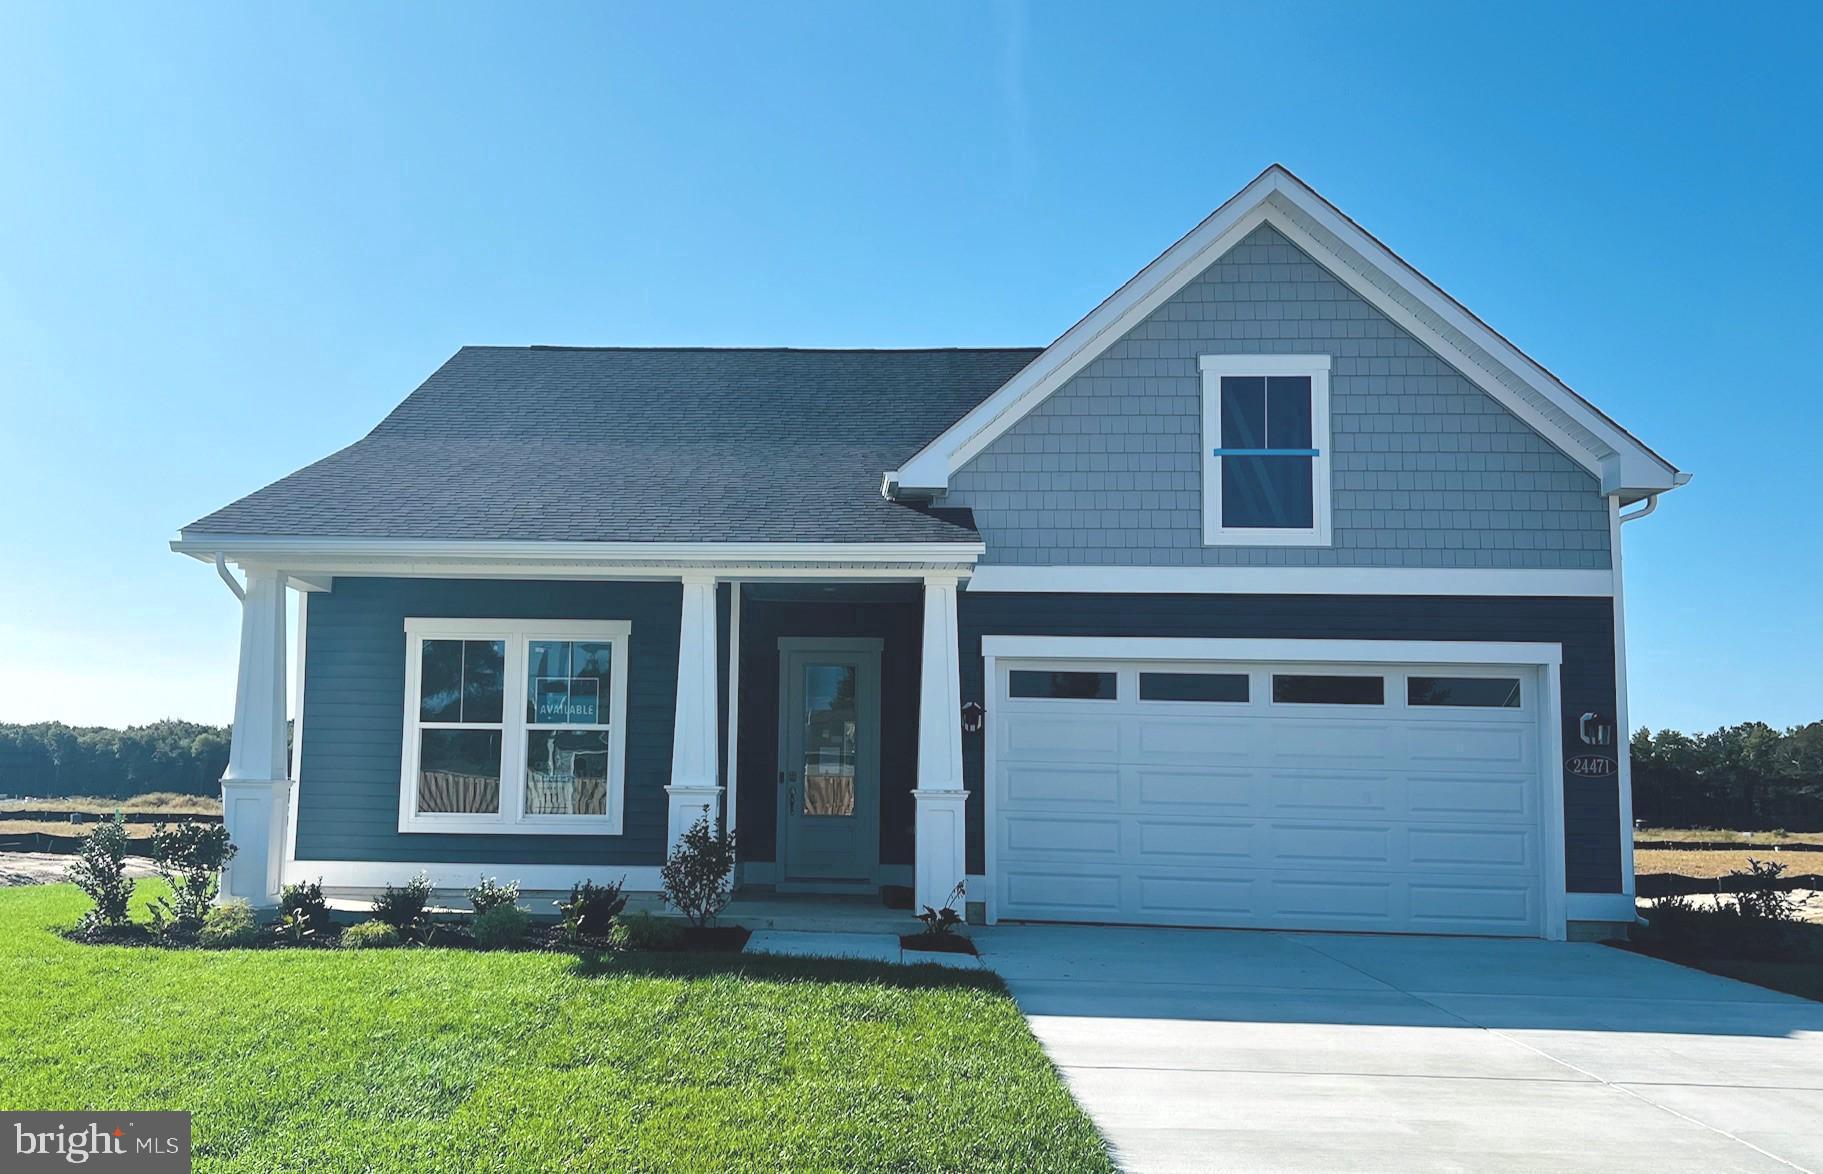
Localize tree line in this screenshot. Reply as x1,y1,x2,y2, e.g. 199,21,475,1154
1631,721,1823,831
2,718,1821,830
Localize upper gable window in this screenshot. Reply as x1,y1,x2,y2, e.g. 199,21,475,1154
1200,354,1332,546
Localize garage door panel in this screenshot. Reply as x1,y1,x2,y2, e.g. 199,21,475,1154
1134,819,1254,861
1267,771,1398,815
1135,874,1257,917
1405,724,1532,767
1134,767,1259,810
1407,775,1534,819
1001,715,1121,761
1000,763,1120,807
1003,814,1122,856
1134,717,1254,763
1269,823,1393,866
992,656,1547,937
1267,722,1397,766
1409,826,1533,868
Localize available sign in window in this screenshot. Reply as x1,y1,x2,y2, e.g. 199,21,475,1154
533,677,599,724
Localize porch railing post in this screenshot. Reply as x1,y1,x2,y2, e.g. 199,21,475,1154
913,573,968,914
666,572,724,852
220,566,291,907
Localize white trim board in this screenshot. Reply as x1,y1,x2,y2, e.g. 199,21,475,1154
174,535,985,565
964,565,1615,597
980,635,1563,666
889,165,1683,500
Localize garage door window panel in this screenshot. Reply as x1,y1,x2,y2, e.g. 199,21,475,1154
1139,672,1250,703
1408,676,1523,709
1009,670,1117,701
1272,674,1385,705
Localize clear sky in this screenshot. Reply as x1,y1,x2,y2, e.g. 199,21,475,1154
0,2,1816,735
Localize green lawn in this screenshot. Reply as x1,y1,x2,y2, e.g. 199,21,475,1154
0,883,1110,1172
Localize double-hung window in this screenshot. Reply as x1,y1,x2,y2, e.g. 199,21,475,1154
400,618,630,835
1200,354,1332,545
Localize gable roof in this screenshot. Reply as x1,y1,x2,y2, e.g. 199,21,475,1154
180,346,1040,547
889,164,1687,504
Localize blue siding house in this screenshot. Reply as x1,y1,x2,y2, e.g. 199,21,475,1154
177,166,1686,940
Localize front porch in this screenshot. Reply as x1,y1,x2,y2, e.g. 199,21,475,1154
200,546,976,919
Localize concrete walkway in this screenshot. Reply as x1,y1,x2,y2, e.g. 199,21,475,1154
743,929,983,969
974,925,1823,1174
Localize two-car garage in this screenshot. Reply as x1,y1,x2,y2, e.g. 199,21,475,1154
984,638,1566,939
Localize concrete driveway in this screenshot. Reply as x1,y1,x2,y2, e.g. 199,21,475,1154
974,925,1823,1173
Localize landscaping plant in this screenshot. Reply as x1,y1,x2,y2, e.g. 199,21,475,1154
467,875,520,915
200,899,260,948
66,812,133,932
555,878,627,938
371,872,435,939
471,903,530,950
278,878,333,938
1731,857,1799,922
148,820,237,934
609,910,682,951
340,921,402,950
660,815,735,929
915,881,967,937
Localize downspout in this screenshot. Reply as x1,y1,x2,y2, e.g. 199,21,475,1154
1618,494,1659,524
214,553,246,601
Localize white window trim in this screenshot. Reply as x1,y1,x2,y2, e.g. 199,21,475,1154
1200,353,1333,546
398,617,631,836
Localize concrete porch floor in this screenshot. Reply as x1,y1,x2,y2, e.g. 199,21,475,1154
723,892,922,935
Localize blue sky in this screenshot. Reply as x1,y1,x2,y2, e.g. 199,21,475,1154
0,2,1816,733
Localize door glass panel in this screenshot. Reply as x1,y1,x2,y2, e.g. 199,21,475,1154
801,663,857,817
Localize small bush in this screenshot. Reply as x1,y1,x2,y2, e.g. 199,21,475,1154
472,903,530,950
279,878,333,937
341,921,402,950
555,878,628,938
148,821,237,933
371,872,435,939
1644,892,1797,961
1732,857,1799,922
67,813,133,931
915,881,967,937
199,899,260,948
609,910,682,951
467,876,520,915
660,816,736,928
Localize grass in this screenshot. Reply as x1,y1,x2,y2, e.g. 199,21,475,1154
1638,827,1822,844
0,883,1108,1173
0,792,221,815
1635,848,1823,878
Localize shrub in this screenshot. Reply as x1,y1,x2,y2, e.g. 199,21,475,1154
341,921,402,950
148,821,237,933
660,816,735,929
472,903,530,950
915,881,967,937
1731,857,1798,922
199,899,260,948
609,910,682,951
555,878,628,938
279,878,333,937
371,872,435,939
66,813,134,931
467,876,520,915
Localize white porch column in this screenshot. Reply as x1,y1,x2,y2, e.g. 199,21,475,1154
666,572,723,852
220,567,290,907
913,573,968,913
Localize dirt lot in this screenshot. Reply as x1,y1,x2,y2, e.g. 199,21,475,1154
1635,847,1823,879
1639,827,1823,845
0,793,220,816
0,851,157,887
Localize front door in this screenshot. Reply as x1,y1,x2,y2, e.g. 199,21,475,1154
777,638,881,887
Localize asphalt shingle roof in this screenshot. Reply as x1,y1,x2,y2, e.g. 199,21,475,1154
184,346,1041,545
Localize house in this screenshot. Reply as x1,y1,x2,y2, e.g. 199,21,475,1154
175,165,1686,941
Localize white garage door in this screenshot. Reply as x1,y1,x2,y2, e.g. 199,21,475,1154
989,656,1552,937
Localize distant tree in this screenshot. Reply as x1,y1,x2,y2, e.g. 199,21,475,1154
1632,719,1823,830
0,719,242,799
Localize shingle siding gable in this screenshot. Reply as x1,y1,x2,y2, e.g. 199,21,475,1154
946,224,1612,569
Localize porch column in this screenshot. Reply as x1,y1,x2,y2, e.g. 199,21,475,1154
666,572,723,852
913,573,968,913
220,567,290,907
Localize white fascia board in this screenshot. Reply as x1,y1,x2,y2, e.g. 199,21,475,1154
964,565,1614,597
980,635,1563,666
173,534,984,567
891,165,1683,498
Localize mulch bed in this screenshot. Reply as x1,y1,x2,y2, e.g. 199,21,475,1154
900,932,977,956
